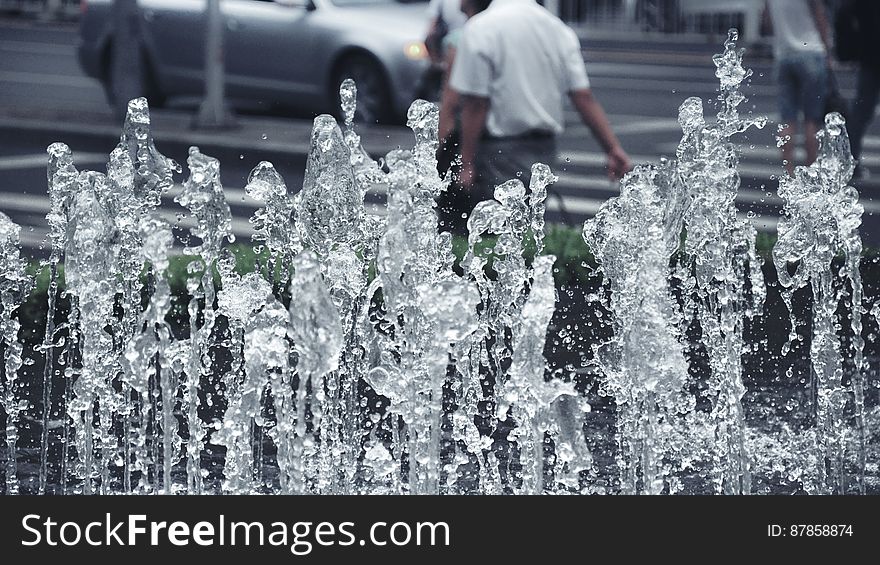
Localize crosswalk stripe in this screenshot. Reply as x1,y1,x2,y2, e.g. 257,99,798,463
0,192,811,251
0,39,71,56
5,167,876,223
585,62,739,80
0,152,107,171
552,172,880,214
0,191,50,214
656,142,880,167
556,148,880,184
0,70,98,89
0,191,255,241
864,138,880,150
588,75,785,98
6,139,880,250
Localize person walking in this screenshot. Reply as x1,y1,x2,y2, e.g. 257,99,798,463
447,0,631,205
433,0,493,232
425,0,469,64
422,0,470,101
437,0,493,146
765,0,833,175
839,0,880,179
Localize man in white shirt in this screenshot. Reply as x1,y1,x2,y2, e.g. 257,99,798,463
448,0,631,198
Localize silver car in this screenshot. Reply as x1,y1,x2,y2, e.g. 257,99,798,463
78,0,433,123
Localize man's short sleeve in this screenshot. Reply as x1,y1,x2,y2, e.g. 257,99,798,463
449,29,493,97
561,27,590,91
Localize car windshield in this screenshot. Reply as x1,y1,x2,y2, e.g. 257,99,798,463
329,0,427,6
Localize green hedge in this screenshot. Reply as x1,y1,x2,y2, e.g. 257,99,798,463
24,223,783,301
16,223,880,344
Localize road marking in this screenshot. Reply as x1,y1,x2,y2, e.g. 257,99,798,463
555,148,880,187
600,118,683,135
0,194,253,242
0,70,100,89
0,114,413,157
584,49,735,67
0,152,107,171
589,75,781,98
551,171,880,213
657,141,880,167
590,75,859,103
557,150,655,169
587,62,724,81
0,183,803,253
167,183,262,210
0,191,52,214
0,39,71,56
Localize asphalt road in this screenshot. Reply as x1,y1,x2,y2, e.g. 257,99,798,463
1,16,879,253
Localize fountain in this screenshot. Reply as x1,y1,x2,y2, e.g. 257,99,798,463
0,30,877,495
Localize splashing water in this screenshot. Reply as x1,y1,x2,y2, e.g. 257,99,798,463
772,111,866,494
583,30,768,494
0,213,32,495
584,162,691,494
674,29,767,494
0,32,877,496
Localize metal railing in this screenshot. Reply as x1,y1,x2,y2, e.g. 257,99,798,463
554,0,765,42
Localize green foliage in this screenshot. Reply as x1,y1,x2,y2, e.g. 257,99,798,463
754,231,777,260
19,224,880,327
540,224,597,287
445,224,595,286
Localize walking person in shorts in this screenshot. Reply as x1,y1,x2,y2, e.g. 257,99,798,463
765,0,834,175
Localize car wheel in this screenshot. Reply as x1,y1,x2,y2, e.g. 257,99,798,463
333,54,392,125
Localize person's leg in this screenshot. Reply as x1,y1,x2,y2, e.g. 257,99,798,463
776,57,800,174
804,120,820,166
477,136,557,198
801,52,828,168
779,123,798,176
848,64,880,167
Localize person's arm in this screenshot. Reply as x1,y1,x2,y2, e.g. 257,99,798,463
569,88,632,180
425,17,445,65
761,0,772,37
458,93,490,189
437,46,459,143
424,0,445,64
809,0,833,61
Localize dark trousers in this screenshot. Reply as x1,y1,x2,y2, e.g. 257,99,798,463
849,64,880,166
437,133,558,234
476,134,558,200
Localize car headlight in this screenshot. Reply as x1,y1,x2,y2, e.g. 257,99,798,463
403,41,428,61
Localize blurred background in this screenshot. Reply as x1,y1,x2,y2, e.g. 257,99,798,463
0,0,877,253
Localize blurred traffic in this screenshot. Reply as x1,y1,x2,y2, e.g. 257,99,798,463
0,0,878,251
78,0,433,123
